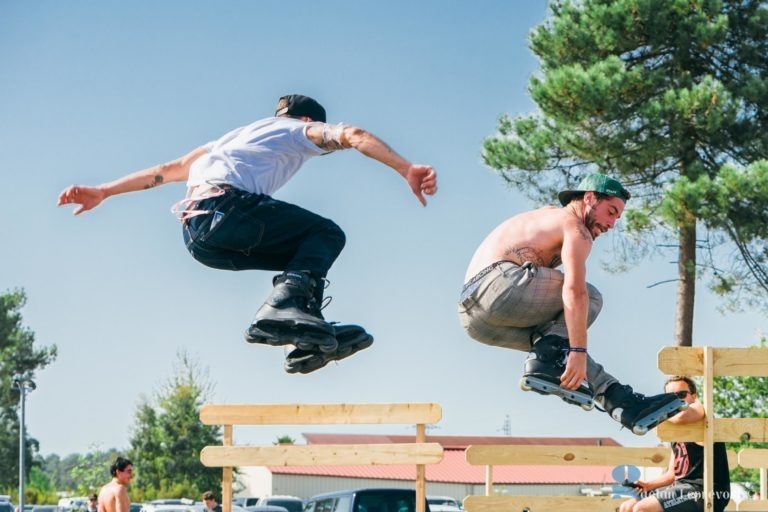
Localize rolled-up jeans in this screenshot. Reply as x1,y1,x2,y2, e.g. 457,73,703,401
458,260,618,397
182,188,346,276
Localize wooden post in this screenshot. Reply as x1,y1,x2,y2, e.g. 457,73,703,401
761,468,767,501
416,423,426,512
703,347,714,512
484,465,493,496
223,424,233,512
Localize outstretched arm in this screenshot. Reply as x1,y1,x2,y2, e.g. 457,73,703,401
305,123,437,206
57,146,207,215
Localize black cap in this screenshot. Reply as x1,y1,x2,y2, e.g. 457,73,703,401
275,94,326,123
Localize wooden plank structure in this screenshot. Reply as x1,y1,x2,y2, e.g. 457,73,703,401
199,403,443,512
732,449,768,511
462,346,768,511
657,346,768,512
463,444,670,512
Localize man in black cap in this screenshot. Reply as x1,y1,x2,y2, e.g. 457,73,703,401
58,94,437,373
458,173,686,435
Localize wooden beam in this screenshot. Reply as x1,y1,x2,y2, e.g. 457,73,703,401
222,425,232,512
200,443,444,467
738,449,768,468
199,403,442,425
735,500,768,511
465,444,669,466
463,495,625,512
657,418,768,443
657,347,768,376
415,424,426,512
704,347,714,512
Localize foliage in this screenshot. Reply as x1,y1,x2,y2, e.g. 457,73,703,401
0,289,57,489
712,336,768,492
69,446,121,495
127,351,222,500
273,435,296,445
482,0,768,338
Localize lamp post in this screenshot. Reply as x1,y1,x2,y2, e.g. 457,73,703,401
12,374,36,512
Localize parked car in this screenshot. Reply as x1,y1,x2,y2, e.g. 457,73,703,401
250,497,301,512
141,502,197,512
426,496,461,511
239,507,287,512
0,500,12,512
304,488,431,512
31,506,58,512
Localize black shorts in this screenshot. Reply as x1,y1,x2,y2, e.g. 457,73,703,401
649,482,703,512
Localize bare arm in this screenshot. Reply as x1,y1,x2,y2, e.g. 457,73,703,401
305,123,437,206
558,218,593,390
57,146,207,215
667,401,705,425
635,452,676,493
115,487,129,512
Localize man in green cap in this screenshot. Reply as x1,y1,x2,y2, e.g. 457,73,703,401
458,173,686,435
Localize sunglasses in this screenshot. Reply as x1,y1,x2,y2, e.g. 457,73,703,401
675,390,693,398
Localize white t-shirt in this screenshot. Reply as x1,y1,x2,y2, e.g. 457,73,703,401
187,117,325,196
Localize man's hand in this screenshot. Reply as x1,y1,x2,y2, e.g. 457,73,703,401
560,351,588,390
57,185,106,215
405,164,437,206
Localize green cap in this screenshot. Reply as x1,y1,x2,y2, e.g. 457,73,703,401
558,173,631,206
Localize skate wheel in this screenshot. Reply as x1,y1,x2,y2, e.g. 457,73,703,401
580,402,594,412
519,378,532,392
632,425,648,436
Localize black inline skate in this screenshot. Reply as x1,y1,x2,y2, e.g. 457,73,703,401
601,383,688,435
520,335,594,411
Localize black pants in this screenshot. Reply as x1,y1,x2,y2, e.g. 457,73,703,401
182,188,346,277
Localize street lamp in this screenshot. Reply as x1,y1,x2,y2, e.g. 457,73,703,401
12,374,36,512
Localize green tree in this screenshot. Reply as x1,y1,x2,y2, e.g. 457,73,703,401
128,351,221,500
273,435,296,445
70,446,121,495
0,289,57,490
483,0,768,345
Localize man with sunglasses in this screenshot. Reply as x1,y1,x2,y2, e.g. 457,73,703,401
619,376,730,512
58,94,437,373
98,457,133,512
459,173,687,434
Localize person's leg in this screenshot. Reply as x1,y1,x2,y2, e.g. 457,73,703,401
185,191,345,276
632,496,664,512
458,262,567,352
618,498,638,512
183,190,344,350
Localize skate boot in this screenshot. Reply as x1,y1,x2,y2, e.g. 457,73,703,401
284,324,374,374
601,383,688,435
520,335,594,411
244,271,337,353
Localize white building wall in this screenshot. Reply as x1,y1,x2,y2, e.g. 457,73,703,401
235,467,273,497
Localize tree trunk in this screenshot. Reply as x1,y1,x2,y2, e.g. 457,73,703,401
675,223,697,346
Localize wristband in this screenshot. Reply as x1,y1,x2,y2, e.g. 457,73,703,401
568,347,587,354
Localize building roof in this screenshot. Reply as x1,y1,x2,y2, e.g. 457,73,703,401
267,434,622,485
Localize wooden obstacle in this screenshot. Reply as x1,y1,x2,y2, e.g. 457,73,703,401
462,346,768,511
198,403,443,512
657,346,768,511
463,444,670,512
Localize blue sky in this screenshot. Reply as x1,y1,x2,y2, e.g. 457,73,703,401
1,0,765,457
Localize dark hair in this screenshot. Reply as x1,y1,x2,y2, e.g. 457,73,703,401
201,492,216,502
110,456,133,477
665,375,697,395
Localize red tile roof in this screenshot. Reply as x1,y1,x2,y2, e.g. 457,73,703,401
267,434,621,485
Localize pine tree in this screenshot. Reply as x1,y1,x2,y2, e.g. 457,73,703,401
483,0,768,345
